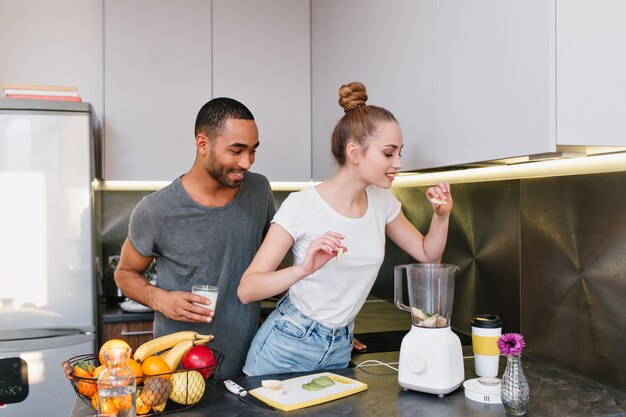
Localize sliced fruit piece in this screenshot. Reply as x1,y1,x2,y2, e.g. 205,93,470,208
302,382,324,391
311,376,335,388
430,197,447,206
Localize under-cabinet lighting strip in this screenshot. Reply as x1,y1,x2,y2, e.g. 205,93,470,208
392,151,626,188
95,152,626,192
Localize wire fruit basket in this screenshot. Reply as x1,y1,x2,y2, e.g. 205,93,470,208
63,350,223,416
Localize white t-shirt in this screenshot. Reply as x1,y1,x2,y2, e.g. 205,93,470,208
273,185,401,328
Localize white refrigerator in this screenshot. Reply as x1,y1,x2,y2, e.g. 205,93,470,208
0,99,97,417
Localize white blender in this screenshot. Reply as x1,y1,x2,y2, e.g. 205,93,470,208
394,263,464,396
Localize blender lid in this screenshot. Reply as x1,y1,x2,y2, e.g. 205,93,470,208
463,378,502,404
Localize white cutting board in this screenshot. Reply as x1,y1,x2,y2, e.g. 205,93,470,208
248,372,368,411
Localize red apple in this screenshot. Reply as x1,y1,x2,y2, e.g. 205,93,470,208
181,345,216,379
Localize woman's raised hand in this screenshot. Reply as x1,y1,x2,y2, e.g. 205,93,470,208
426,181,453,215
296,231,346,277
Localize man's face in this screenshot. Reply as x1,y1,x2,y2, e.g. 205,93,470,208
203,118,259,188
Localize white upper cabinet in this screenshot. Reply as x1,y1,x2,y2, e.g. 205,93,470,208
556,0,626,146
312,0,433,180
21,0,620,181
104,0,212,181
431,0,556,167
428,0,626,168
0,0,104,128
212,0,311,182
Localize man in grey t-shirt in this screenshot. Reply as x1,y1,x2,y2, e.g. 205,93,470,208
115,97,275,377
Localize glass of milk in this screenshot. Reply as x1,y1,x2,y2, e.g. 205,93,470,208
191,284,219,312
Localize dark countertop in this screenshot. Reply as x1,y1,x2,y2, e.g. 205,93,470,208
101,303,154,323
69,348,626,417
100,299,279,323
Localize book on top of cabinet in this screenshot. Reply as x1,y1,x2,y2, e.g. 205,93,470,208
2,83,78,92
2,83,82,102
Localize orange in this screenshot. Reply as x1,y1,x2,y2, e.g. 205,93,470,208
100,397,119,416
141,355,171,378
113,394,133,411
73,360,95,378
128,358,145,385
74,360,97,397
99,339,131,365
92,395,119,416
93,364,106,379
77,379,98,398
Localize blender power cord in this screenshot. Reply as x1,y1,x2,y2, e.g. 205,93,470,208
355,359,399,372
356,355,475,372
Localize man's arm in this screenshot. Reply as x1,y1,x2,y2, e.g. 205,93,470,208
115,238,214,323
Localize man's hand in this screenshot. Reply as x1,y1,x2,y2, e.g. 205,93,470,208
152,289,215,324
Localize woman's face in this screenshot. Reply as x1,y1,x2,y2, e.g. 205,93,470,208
358,120,403,188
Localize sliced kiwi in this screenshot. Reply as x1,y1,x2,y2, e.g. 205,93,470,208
302,376,335,391
302,382,324,391
311,376,334,388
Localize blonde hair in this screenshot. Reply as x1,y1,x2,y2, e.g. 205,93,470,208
331,82,397,165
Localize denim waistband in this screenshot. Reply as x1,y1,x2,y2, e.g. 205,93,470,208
277,296,351,338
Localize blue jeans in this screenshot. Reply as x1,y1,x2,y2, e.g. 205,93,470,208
243,296,354,376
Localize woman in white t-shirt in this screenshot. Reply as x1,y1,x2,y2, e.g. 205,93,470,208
237,81,453,376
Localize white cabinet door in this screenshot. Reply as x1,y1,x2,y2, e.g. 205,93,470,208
432,0,556,167
0,0,103,128
212,0,311,182
312,0,433,180
556,0,626,146
104,0,212,181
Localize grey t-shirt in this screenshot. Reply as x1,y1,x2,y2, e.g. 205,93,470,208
128,172,275,377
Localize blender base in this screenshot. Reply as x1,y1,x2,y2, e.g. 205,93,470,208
398,325,464,395
463,377,502,404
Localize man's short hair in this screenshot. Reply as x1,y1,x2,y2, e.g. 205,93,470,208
195,97,255,139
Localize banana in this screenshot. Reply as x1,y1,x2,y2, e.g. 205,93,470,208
160,341,193,372
161,337,212,371
134,331,214,363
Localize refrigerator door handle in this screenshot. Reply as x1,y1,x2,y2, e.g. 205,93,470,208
0,332,94,353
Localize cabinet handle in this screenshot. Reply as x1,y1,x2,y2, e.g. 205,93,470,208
121,330,154,336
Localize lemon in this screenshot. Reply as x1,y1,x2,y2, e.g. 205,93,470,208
169,370,205,405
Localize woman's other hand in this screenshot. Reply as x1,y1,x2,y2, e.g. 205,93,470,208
295,231,346,277
352,337,367,352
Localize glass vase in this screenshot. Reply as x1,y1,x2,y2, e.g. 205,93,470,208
97,346,137,417
500,355,530,415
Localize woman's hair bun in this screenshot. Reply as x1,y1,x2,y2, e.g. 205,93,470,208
338,82,368,113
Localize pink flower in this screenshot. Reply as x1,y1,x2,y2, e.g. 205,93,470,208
497,333,526,356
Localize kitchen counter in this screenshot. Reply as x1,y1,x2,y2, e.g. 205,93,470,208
100,299,280,323
101,303,154,323
69,349,626,417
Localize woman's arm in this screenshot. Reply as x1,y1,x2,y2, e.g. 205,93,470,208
385,182,452,263
237,223,345,304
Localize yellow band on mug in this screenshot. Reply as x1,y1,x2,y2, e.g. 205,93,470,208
472,335,500,355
